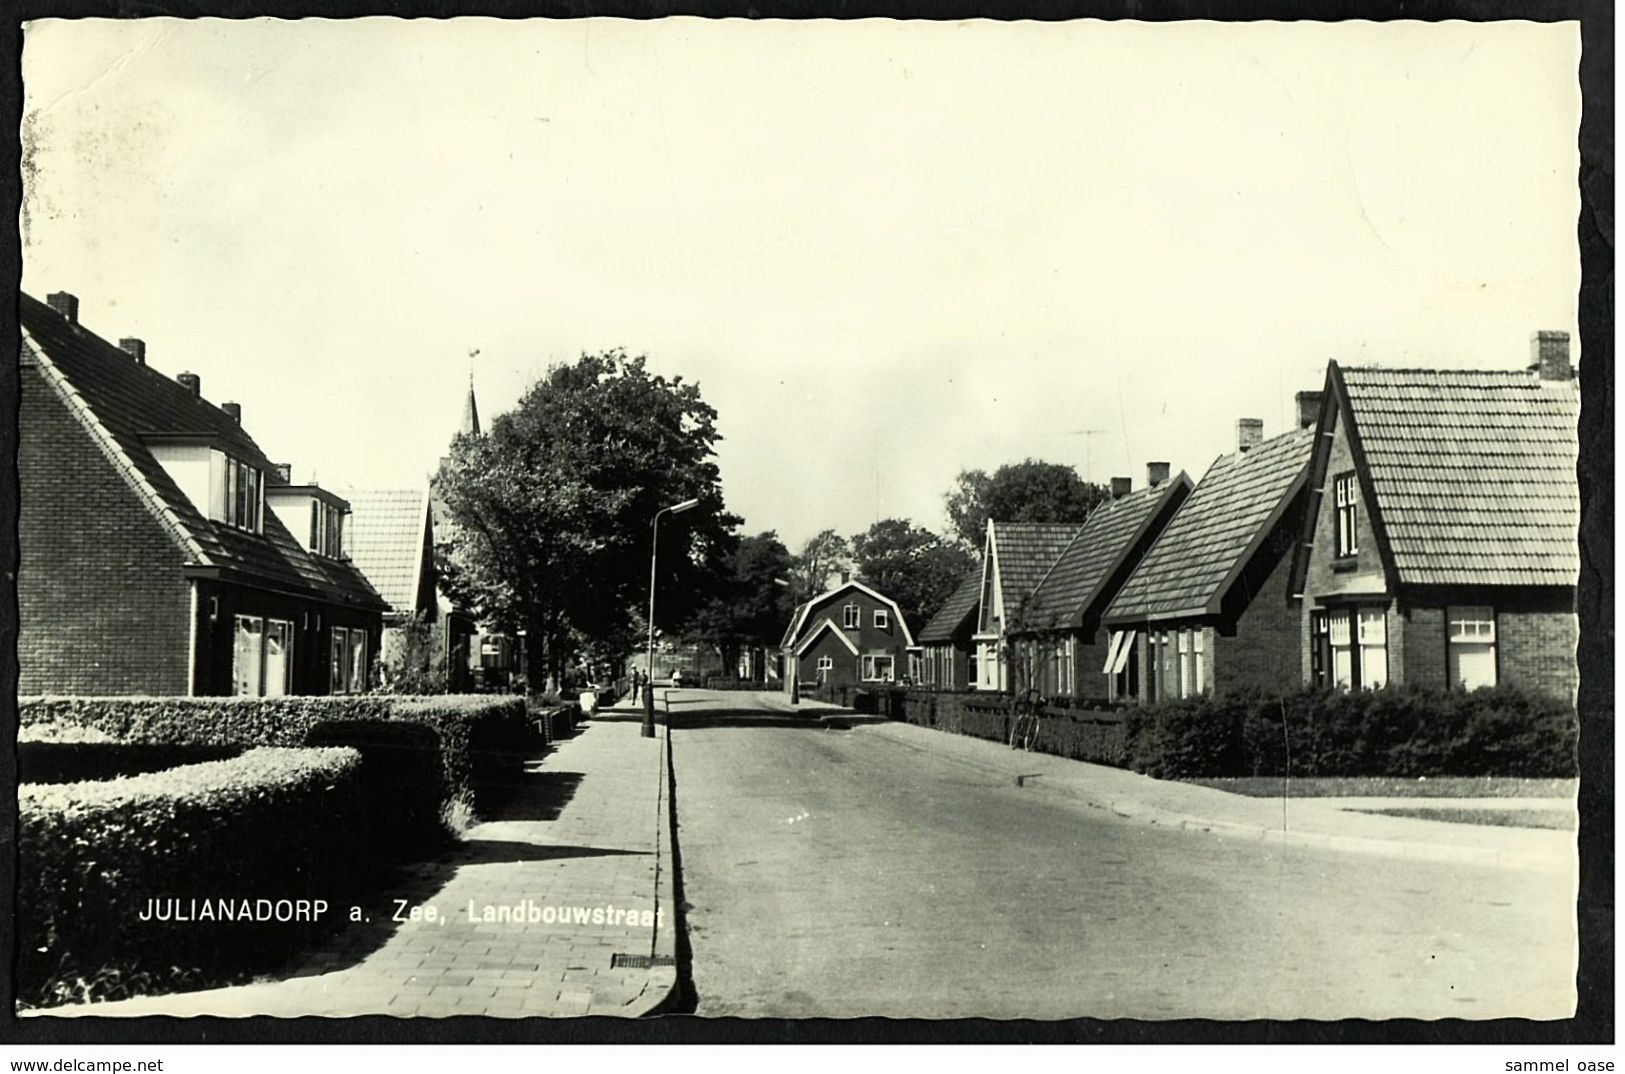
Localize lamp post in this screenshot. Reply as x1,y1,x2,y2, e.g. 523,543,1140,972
644,497,701,739
773,577,798,705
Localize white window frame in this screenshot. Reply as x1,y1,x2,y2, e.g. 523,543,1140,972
1357,608,1389,688
1334,472,1359,557
815,654,834,682
1447,606,1498,690
873,608,890,630
224,458,263,533
234,614,293,697
861,653,895,682
843,603,860,629
331,625,368,694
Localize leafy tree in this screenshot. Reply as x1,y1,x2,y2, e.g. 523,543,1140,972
434,350,740,689
945,459,1108,548
789,529,852,600
687,531,798,677
851,519,978,634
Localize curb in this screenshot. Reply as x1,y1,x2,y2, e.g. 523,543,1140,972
625,723,683,1017
855,723,1571,874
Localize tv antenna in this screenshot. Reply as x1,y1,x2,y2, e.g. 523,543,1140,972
1058,427,1108,483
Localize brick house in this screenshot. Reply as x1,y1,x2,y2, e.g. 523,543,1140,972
918,569,982,691
1289,337,1580,701
971,520,1086,693
1009,465,1192,700
18,290,387,696
1102,413,1317,702
781,580,917,691
343,486,478,692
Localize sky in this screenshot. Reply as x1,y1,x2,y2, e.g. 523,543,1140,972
21,18,1581,551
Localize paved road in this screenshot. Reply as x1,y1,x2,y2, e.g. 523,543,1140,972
668,692,1575,1020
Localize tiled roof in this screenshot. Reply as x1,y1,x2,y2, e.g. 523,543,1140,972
990,521,1084,619
1107,428,1313,621
19,291,385,610
344,487,433,614
919,569,982,643
1339,366,1579,586
1025,478,1188,630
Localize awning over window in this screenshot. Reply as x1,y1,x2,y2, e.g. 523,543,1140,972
1098,627,1137,669
1106,630,1136,675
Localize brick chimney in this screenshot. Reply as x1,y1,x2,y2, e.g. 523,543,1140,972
177,372,201,396
1146,462,1170,487
119,338,146,365
46,292,79,323
1110,476,1132,500
1295,391,1322,430
222,402,242,424
1237,418,1264,452
1530,330,1573,381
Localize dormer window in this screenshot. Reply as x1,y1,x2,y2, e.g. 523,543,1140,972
223,457,263,532
309,498,344,558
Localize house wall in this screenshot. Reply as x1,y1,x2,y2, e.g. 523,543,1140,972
18,364,192,695
1214,529,1302,697
1064,627,1113,701
191,578,381,696
923,641,971,690
1396,591,1576,701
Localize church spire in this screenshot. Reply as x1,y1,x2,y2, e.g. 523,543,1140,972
459,348,482,438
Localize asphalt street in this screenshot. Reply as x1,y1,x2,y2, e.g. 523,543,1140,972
666,693,1575,1021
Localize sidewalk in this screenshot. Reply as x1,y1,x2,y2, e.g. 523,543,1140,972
856,720,1577,874
31,714,678,1019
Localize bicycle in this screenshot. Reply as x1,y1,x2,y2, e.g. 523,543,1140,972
1008,688,1046,751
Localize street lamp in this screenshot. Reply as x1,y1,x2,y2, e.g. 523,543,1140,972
773,577,798,705
644,497,701,739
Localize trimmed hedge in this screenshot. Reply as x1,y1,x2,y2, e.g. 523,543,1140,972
305,720,448,860
18,747,368,1008
18,694,531,818
20,741,245,785
1123,686,1579,779
894,685,1572,778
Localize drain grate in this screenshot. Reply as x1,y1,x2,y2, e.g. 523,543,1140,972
611,953,676,969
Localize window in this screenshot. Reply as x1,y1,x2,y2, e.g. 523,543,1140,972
309,499,344,558
1334,472,1359,558
234,615,292,696
331,626,368,694
816,655,834,682
1314,606,1388,690
843,604,860,629
862,653,895,682
1357,608,1388,688
873,609,890,630
1172,628,1205,698
1448,606,1497,689
1105,630,1137,700
908,651,922,683
225,458,263,532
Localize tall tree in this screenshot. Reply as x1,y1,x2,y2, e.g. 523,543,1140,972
945,459,1108,548
434,350,739,687
790,529,852,600
686,531,798,676
852,519,978,633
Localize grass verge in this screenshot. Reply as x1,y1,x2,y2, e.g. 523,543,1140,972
1185,776,1578,799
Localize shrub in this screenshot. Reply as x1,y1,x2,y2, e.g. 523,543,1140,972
18,694,533,819
304,720,449,861
20,742,245,785
18,747,367,1008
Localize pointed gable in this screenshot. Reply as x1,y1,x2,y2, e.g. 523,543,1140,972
985,520,1085,628
1106,429,1314,622
1330,364,1578,587
344,487,436,618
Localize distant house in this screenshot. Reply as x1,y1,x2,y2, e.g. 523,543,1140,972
972,520,1085,692
781,580,917,692
17,290,387,696
1102,414,1317,703
1290,338,1580,700
1010,466,1192,700
918,569,982,691
343,486,478,692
